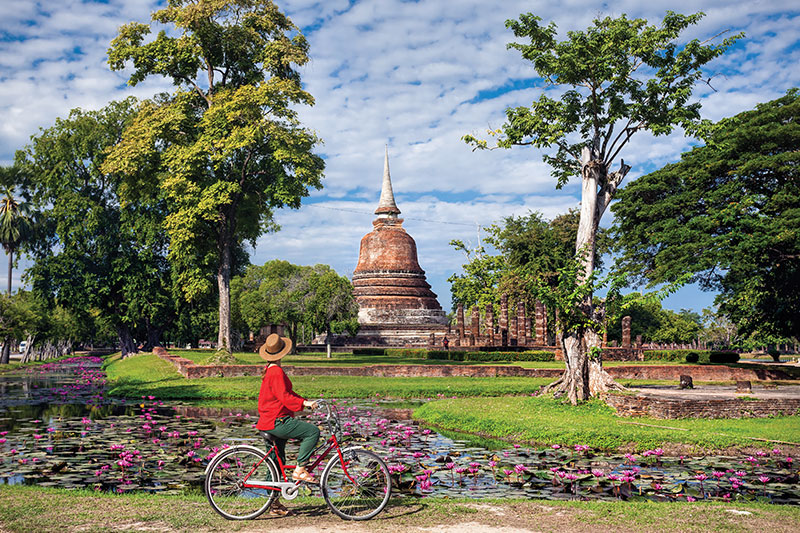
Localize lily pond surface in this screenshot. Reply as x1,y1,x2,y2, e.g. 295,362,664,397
0,356,798,504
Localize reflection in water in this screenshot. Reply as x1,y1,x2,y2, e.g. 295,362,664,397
0,357,797,504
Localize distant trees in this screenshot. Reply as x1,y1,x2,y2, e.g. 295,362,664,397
613,90,800,341
606,299,701,345
450,210,606,310
233,260,358,355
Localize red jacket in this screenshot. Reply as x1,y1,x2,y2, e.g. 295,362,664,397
256,365,306,431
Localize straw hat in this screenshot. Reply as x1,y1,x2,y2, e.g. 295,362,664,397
258,333,293,362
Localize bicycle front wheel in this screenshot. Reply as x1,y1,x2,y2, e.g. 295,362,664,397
321,447,392,520
204,445,279,520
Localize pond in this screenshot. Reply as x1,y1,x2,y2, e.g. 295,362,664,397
0,357,798,504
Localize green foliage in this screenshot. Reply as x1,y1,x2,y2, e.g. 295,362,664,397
607,299,701,344
16,99,174,354
352,348,386,356
467,11,740,184
642,349,705,363
384,348,429,358
103,0,325,351
0,165,33,268
448,210,601,317
232,260,358,348
613,90,800,339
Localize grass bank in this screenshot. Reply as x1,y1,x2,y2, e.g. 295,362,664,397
104,353,551,402
414,396,800,453
1,485,799,533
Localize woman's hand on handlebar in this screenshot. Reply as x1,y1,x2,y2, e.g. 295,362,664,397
303,399,318,410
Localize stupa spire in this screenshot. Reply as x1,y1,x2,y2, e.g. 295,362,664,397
375,145,401,217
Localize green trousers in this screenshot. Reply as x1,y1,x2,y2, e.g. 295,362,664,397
263,417,320,466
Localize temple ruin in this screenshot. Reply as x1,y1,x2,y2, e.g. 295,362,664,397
349,148,449,345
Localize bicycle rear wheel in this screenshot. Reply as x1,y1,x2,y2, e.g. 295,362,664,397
321,447,392,520
204,445,279,520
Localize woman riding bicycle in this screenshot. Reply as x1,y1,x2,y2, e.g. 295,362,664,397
256,334,319,513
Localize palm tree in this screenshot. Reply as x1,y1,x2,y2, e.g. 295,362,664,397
0,167,32,364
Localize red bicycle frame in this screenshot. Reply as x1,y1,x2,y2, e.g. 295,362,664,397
241,433,357,490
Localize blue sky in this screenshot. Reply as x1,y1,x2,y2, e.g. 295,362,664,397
1,0,799,315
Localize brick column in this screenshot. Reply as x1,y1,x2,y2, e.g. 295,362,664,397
457,304,465,344
535,301,544,345
525,315,532,346
484,303,494,346
517,302,527,346
471,306,480,346
622,316,632,348
509,315,517,345
500,294,509,347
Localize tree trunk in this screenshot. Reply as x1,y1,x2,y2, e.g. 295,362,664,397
7,249,12,295
545,146,625,404
326,326,332,359
217,228,232,354
0,337,10,365
144,324,162,352
117,324,138,358
20,334,34,363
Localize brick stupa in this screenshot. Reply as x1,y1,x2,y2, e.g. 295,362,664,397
350,149,449,345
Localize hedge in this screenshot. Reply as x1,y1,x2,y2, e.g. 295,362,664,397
643,349,740,364
354,348,556,362
425,350,555,362
352,348,385,356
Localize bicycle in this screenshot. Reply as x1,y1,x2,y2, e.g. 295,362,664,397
203,400,392,521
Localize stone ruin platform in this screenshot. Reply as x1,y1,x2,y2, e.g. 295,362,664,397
605,384,800,419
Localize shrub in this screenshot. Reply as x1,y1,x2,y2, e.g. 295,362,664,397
767,348,781,362
384,348,428,358
643,349,705,362
709,351,740,364
464,351,555,362
352,348,385,356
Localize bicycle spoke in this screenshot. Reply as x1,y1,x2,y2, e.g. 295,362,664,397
205,447,278,520
322,448,391,520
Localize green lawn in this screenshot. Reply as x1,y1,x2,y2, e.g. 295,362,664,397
104,353,551,401
414,395,800,453
1,485,799,533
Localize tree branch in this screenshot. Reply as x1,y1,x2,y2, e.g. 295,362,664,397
181,76,211,107
598,159,632,213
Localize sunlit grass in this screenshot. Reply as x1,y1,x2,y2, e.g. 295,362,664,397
414,395,800,452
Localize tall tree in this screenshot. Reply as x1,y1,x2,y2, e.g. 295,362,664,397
18,98,173,357
464,11,740,403
613,90,800,340
0,166,32,364
0,167,31,295
103,0,324,353
306,266,359,358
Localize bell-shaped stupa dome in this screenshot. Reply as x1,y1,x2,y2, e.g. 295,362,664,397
352,148,448,327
